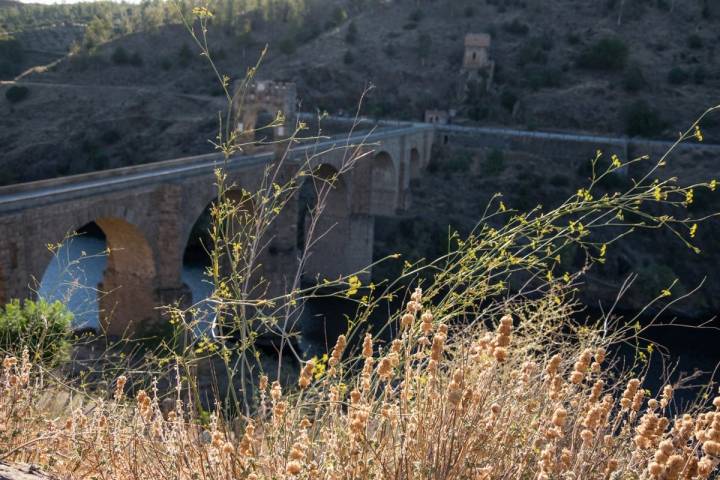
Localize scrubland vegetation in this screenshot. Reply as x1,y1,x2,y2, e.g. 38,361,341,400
3,2,720,478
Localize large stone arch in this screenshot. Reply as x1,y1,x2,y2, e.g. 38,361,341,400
36,215,159,336
300,163,353,281
371,151,398,215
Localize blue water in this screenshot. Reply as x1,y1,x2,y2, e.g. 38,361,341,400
39,234,213,333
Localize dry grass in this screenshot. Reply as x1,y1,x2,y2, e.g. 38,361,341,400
2,291,720,479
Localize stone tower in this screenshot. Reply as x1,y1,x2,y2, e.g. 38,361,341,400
233,80,297,151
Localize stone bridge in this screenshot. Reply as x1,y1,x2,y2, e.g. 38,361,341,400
0,124,434,335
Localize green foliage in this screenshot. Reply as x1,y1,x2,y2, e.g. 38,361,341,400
667,67,689,85
502,19,529,35
482,149,505,175
178,43,194,67
0,299,73,365
111,46,130,65
525,66,562,90
345,21,358,44
693,66,707,85
624,100,665,137
623,64,646,92
408,8,424,23
278,36,296,55
5,85,29,103
577,37,628,71
383,43,397,58
417,33,432,60
500,90,518,112
687,34,704,49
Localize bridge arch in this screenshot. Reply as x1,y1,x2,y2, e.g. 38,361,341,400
371,151,398,215
38,217,158,335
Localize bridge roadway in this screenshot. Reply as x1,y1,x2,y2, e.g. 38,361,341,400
0,122,435,335
0,123,433,212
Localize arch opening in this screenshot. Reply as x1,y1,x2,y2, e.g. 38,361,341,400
371,151,397,215
182,190,255,335
254,109,276,144
38,218,156,334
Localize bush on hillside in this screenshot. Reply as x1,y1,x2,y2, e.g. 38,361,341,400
5,85,29,103
0,298,73,365
111,45,129,65
624,100,666,137
577,37,628,71
667,67,690,85
502,18,529,35
623,63,646,92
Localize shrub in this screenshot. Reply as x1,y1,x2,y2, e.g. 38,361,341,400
667,66,689,85
408,8,424,22
624,100,665,137
345,21,358,44
500,90,518,112
383,42,397,58
0,299,73,365
417,33,432,60
278,36,296,54
688,33,704,49
623,63,646,92
343,50,355,64
111,46,129,65
4,85,29,103
463,5,476,17
693,66,707,85
577,37,628,71
482,149,505,175
526,66,562,90
502,18,529,35
517,41,548,66
130,51,143,67
178,44,193,67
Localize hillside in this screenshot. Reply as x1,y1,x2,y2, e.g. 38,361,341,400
1,0,720,185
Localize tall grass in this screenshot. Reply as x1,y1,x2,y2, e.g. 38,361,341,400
1,6,720,478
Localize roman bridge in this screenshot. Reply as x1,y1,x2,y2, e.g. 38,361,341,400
0,124,434,335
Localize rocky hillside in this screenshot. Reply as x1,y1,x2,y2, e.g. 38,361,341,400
1,0,720,186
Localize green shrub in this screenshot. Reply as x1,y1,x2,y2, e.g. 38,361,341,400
502,19,529,35
577,37,628,71
278,36,296,54
409,8,424,22
667,67,689,85
623,64,646,92
500,90,518,112
482,149,505,175
178,44,193,67
345,21,358,44
129,51,143,67
693,66,707,85
5,85,29,103
0,299,73,365
624,100,665,137
688,34,703,49
111,46,129,65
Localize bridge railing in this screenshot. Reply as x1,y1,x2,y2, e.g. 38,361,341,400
0,124,433,210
